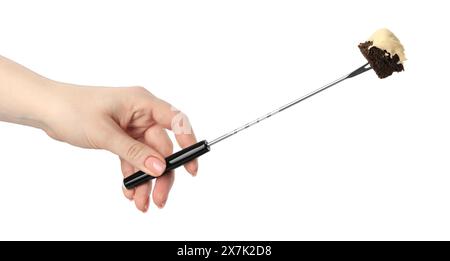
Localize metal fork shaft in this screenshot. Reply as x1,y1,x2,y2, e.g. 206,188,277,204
208,63,371,146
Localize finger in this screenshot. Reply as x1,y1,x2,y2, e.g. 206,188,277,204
144,126,174,157
134,180,152,213
153,171,175,208
100,118,166,178
144,126,175,208
150,98,199,176
174,130,199,176
132,136,154,212
120,158,135,200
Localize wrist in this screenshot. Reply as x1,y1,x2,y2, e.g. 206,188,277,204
32,81,74,134
19,79,61,131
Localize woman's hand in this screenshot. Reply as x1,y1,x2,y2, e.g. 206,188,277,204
0,55,198,213
44,84,199,212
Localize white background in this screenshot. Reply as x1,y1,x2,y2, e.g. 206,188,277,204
0,0,449,240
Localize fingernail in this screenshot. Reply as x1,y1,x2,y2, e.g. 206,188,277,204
143,200,149,213
145,156,166,175
158,201,166,209
191,164,198,177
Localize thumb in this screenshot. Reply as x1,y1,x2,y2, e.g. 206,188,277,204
103,125,166,177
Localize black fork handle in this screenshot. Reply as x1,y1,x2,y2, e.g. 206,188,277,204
123,140,210,189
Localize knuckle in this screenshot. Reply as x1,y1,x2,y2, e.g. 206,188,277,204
167,142,174,155
126,142,146,161
162,142,174,157
121,165,135,177
130,86,148,95
128,86,156,104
